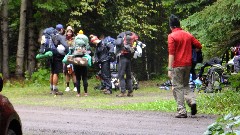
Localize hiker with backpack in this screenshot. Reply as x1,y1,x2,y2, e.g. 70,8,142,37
63,30,92,97
90,34,114,95
63,26,77,92
114,31,139,97
49,24,69,95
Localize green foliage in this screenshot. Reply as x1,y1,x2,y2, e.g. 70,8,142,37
35,0,68,12
31,68,50,86
182,0,240,59
204,113,240,135
197,90,240,115
228,73,240,91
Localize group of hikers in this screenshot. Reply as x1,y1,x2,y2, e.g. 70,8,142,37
36,14,240,118
37,24,144,97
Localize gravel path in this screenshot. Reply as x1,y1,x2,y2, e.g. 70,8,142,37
15,105,216,135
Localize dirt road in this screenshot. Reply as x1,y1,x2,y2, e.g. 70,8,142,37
15,105,216,135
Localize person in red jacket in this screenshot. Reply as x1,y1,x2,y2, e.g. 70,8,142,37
168,14,202,118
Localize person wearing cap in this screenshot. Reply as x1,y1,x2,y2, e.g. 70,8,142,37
49,24,69,95
90,35,113,95
168,14,202,118
63,26,77,92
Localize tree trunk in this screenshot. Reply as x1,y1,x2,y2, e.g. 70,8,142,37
27,0,36,76
1,0,9,79
15,0,27,77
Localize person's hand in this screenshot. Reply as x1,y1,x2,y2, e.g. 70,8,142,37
195,48,200,52
168,71,172,79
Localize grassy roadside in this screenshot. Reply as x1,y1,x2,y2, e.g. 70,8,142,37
1,79,240,115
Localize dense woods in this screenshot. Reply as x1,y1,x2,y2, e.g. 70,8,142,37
0,0,240,80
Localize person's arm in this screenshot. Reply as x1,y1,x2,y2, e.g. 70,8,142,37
192,36,202,49
59,35,69,53
168,35,175,79
168,55,174,79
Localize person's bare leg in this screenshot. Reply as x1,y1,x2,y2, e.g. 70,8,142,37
52,74,63,95
53,74,58,90
49,74,54,93
72,72,77,91
65,74,70,91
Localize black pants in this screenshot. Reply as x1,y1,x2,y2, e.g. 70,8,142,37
100,61,112,91
74,65,88,94
118,56,132,93
50,57,63,74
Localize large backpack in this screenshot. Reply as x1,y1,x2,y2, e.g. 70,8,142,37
103,36,116,62
103,36,115,54
74,34,90,51
72,34,90,55
115,31,138,56
39,27,59,54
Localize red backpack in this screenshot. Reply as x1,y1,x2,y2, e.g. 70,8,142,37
123,31,138,47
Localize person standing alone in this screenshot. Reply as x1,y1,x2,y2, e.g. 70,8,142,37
167,14,202,118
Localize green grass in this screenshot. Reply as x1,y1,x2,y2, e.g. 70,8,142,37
1,79,240,115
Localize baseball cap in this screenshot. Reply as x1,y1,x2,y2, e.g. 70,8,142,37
56,24,64,30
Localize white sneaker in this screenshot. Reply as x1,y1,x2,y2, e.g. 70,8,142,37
73,87,77,92
65,87,70,92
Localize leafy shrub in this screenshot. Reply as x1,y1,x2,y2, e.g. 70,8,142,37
228,73,240,91
31,68,50,86
204,113,240,135
198,90,240,115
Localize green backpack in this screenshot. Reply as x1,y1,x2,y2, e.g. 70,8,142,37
74,34,90,51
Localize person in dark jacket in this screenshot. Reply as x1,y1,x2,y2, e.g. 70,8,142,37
49,24,69,95
90,35,113,94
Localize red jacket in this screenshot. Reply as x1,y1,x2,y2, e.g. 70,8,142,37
168,28,202,67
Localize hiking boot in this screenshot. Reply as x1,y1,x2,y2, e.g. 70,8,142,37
116,92,126,97
65,87,70,92
175,113,187,118
104,90,112,95
52,89,63,95
191,103,197,115
101,89,107,92
49,90,54,94
127,91,133,97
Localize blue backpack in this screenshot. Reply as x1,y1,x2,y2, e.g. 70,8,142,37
39,27,58,54
102,36,116,62
103,36,115,54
